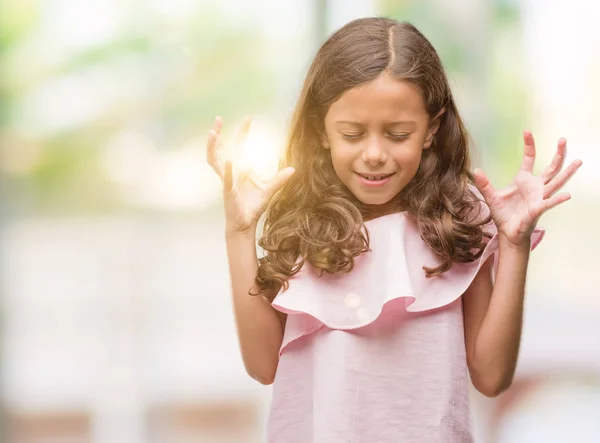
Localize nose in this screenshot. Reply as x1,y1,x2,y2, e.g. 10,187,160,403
361,137,388,165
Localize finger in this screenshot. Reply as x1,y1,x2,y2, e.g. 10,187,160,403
214,116,223,134
542,192,571,212
520,130,536,173
224,160,234,195
540,137,567,184
235,116,252,152
543,159,582,198
265,167,295,197
214,116,226,152
207,129,224,179
473,168,496,203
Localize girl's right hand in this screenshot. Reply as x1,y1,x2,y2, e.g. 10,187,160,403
206,116,295,235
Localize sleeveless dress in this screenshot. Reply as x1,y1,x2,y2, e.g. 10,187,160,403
267,196,544,443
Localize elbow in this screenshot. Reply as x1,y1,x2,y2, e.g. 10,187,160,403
467,353,515,398
246,365,277,385
472,374,513,398
241,350,280,386
250,372,275,385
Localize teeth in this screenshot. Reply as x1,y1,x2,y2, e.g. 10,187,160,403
361,174,390,180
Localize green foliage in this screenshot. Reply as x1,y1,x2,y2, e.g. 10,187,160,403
1,1,532,214
0,4,282,214
379,0,529,185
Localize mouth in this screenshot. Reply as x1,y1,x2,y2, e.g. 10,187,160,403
355,172,396,181
355,171,396,188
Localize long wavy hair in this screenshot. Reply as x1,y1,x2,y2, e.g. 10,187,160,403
254,18,491,299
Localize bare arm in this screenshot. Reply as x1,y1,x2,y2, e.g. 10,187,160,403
206,115,295,385
464,130,581,397
462,238,530,397
226,229,286,385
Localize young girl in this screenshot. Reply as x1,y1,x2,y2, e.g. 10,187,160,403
206,18,581,443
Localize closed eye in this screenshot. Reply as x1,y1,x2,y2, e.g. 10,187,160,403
342,133,410,141
387,133,409,141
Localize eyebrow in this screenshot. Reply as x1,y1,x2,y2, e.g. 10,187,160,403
334,120,417,127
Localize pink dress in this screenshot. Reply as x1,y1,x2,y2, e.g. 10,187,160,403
268,198,544,443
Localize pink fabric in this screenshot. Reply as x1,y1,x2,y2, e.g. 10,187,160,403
268,194,544,442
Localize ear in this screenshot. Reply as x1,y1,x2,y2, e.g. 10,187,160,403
321,133,330,150
424,107,446,149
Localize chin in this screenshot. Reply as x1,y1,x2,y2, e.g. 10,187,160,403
354,192,400,207
358,197,394,206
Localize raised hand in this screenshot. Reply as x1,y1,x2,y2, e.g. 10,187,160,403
206,116,295,235
473,130,582,248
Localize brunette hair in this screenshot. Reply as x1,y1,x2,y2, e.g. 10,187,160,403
254,17,491,299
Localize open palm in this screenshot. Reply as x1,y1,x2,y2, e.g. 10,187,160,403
474,131,582,247
206,116,295,234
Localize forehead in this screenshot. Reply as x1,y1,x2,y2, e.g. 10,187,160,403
326,73,429,124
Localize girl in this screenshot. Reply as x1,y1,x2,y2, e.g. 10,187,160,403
206,18,581,443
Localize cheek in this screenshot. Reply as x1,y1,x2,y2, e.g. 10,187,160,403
392,144,423,168
329,147,355,172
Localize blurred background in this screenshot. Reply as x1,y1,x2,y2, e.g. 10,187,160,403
0,0,599,441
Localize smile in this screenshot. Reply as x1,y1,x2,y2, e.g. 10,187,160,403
355,172,396,187
356,172,395,181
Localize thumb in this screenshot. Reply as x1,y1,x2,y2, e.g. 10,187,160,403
265,167,295,197
224,160,243,200
473,168,495,203
224,161,235,194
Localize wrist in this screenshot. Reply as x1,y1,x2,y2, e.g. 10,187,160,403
498,233,531,254
225,224,257,241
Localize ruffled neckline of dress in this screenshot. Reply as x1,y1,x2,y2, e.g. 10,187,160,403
271,193,545,354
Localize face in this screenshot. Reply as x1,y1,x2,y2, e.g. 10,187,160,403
323,72,443,216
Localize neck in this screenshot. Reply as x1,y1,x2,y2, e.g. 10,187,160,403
361,201,404,221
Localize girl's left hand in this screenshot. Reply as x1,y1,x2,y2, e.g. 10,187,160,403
473,130,582,249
